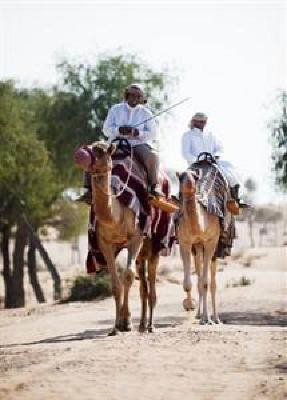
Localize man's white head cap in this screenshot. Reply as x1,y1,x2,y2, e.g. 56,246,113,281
189,112,208,128
126,83,144,95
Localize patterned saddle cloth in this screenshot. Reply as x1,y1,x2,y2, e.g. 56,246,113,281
189,161,228,218
86,153,175,273
189,161,236,258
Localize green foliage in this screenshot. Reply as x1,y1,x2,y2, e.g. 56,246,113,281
68,273,112,301
270,91,287,191
37,52,174,186
0,81,61,228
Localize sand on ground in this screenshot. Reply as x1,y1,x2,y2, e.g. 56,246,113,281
0,246,286,400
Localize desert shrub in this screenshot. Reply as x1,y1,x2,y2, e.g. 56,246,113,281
237,276,253,286
68,273,112,301
226,275,255,288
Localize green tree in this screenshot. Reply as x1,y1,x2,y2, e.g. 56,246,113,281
270,90,287,191
0,81,61,307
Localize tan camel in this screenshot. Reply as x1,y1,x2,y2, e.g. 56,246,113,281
75,141,160,334
177,170,221,325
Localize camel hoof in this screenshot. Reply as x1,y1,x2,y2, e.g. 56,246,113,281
147,324,155,333
108,327,119,336
183,298,196,311
119,319,133,332
212,317,223,325
123,323,133,332
200,318,214,326
138,323,147,333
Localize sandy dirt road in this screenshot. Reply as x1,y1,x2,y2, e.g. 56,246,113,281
0,247,286,400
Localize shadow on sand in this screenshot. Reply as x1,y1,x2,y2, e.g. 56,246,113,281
220,310,287,327
0,315,186,349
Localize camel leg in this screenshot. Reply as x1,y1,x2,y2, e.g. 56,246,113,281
180,243,195,311
120,268,135,332
200,241,217,325
194,247,203,319
101,244,123,335
147,253,159,332
210,259,222,324
138,260,148,332
119,235,143,332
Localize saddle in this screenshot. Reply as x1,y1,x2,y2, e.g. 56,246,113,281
111,138,178,214
189,152,228,219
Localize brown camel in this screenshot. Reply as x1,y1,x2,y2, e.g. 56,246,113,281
177,170,221,325
75,141,162,334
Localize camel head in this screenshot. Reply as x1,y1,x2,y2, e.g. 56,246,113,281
74,141,117,175
176,170,199,198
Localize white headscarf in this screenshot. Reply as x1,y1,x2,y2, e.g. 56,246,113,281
188,112,208,128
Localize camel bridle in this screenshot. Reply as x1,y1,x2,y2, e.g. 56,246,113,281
90,145,134,199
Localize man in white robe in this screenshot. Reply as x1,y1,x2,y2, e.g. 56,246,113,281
103,83,163,197
79,83,164,202
181,112,245,206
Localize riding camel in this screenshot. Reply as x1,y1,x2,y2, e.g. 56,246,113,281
75,141,174,334
177,167,223,325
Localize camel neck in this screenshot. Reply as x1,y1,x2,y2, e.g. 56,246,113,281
92,175,113,224
183,196,202,234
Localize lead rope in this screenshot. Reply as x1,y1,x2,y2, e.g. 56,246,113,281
91,146,134,198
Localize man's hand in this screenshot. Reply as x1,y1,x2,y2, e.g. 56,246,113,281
119,126,132,136
119,126,140,137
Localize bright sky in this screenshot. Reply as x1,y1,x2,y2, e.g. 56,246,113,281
0,0,286,203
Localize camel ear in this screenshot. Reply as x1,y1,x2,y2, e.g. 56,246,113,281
108,143,117,155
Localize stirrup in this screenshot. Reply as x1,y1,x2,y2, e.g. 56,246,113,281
238,201,250,209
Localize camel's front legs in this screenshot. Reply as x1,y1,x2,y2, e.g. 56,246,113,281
147,253,159,332
119,234,143,332
210,259,222,324
180,243,195,311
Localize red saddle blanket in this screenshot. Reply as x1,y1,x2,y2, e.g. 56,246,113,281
86,157,175,273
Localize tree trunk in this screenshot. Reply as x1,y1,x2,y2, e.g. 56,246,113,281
21,214,61,300
10,223,27,308
27,239,46,303
1,226,13,308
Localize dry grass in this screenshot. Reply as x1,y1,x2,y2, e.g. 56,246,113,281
225,275,255,288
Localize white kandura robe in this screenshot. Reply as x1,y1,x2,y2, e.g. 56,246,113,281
181,127,240,187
